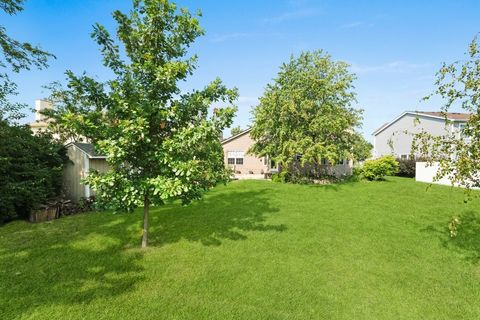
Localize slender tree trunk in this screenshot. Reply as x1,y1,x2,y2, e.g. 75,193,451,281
141,196,150,248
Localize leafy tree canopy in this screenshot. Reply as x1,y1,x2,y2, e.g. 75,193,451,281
47,0,237,247
0,0,54,122
351,134,373,161
412,36,480,190
249,50,364,170
0,120,67,222
230,125,242,137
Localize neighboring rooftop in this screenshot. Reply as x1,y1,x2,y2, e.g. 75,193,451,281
221,127,252,144
415,111,471,121
372,122,389,134
373,111,471,135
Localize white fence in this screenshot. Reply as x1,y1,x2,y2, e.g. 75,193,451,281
415,162,477,189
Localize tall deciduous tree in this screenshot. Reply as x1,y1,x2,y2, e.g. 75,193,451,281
249,50,364,176
412,36,480,190
230,125,242,137
48,0,237,247
351,134,373,161
0,0,53,122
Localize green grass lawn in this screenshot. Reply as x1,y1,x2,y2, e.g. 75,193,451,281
1,177,480,319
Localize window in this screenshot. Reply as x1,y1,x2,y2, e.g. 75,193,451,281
270,159,276,168
227,151,244,165
458,123,468,137
400,154,408,160
337,159,345,165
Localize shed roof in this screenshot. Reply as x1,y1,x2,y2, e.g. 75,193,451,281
68,142,106,158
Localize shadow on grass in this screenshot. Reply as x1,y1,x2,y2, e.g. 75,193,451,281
148,188,285,246
446,211,480,263
0,214,145,319
0,187,283,318
422,210,480,263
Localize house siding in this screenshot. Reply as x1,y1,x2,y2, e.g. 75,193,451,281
374,113,453,158
63,145,87,203
222,132,269,175
222,131,352,177
90,158,109,173
63,145,109,202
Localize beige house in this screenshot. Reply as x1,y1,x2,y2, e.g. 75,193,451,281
222,128,274,178
63,142,109,202
221,128,352,178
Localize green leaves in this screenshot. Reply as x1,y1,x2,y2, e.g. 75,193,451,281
250,50,364,175
0,0,55,123
49,0,236,213
360,155,399,181
412,36,480,190
0,121,68,220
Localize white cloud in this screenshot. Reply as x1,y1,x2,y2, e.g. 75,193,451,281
263,8,320,24
350,61,432,74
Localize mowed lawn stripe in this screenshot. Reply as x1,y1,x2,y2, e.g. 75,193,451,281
0,177,479,319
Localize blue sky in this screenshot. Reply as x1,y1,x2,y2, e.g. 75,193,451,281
2,0,480,139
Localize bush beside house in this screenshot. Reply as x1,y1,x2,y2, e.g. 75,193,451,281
358,155,399,181
395,158,416,178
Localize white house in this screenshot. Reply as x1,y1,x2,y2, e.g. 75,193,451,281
372,111,470,159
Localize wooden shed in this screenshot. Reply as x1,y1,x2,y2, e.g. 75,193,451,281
63,142,109,202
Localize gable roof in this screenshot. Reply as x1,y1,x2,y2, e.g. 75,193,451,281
372,111,471,136
221,127,252,144
372,122,389,135
67,142,107,159
416,111,470,120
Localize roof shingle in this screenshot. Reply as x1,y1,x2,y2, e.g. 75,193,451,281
73,142,106,158
416,111,470,120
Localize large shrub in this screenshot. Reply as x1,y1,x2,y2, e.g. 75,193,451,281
361,155,399,181
396,158,416,178
272,171,290,183
0,121,68,222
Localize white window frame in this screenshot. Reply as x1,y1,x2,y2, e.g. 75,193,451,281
227,151,244,165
